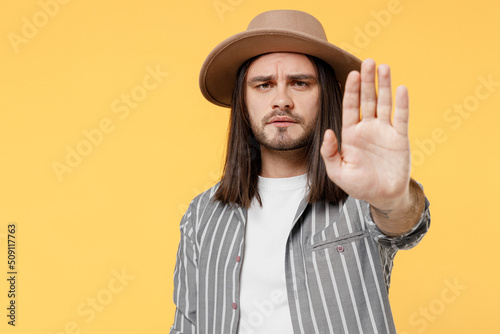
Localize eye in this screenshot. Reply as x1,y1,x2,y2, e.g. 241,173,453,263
256,82,272,90
294,81,309,87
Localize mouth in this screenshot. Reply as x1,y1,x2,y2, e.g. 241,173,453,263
267,116,298,127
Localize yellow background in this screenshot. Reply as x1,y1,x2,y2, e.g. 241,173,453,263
1,0,498,333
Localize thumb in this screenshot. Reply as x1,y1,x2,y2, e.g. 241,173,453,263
320,129,341,167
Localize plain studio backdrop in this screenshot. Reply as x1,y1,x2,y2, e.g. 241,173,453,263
1,0,498,333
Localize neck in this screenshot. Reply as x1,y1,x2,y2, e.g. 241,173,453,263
259,146,308,178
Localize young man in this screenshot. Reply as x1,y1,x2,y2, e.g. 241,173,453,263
171,10,430,334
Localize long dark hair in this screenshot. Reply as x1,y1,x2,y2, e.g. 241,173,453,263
213,54,348,208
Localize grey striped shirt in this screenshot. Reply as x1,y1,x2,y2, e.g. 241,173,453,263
170,185,431,334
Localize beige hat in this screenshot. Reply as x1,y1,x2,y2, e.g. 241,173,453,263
199,9,362,108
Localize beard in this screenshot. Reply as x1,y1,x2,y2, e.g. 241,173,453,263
250,109,317,151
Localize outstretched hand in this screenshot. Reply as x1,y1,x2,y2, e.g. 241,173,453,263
320,59,411,211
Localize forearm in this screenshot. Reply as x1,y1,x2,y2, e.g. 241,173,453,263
370,179,426,237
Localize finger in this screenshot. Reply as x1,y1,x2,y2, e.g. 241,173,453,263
376,64,392,124
360,58,377,119
393,85,409,136
320,129,342,181
342,71,361,127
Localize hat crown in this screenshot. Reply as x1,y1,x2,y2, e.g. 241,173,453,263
247,10,328,41
200,10,360,107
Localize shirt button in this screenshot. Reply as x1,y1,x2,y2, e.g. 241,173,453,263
232,303,238,309
235,256,241,262
337,245,344,253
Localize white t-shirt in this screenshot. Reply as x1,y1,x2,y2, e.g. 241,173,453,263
238,174,307,334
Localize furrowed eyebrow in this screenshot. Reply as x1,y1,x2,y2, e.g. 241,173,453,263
286,74,316,81
247,75,275,83
247,73,316,83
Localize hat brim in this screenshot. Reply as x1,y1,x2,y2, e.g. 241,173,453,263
199,28,362,108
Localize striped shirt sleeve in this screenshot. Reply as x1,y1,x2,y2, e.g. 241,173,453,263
364,194,431,251
170,202,198,334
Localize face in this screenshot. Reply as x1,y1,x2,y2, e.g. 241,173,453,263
245,53,320,151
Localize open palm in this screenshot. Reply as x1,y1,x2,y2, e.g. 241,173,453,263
320,59,411,209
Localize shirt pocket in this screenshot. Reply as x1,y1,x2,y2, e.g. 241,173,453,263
310,230,369,251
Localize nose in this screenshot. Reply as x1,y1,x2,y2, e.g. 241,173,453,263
272,86,294,110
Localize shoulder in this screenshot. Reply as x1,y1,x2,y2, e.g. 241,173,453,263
190,182,221,214
180,183,226,231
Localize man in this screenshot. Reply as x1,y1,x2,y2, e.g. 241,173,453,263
170,10,430,334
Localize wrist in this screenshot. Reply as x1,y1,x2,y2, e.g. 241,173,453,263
369,179,425,236
369,182,412,214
